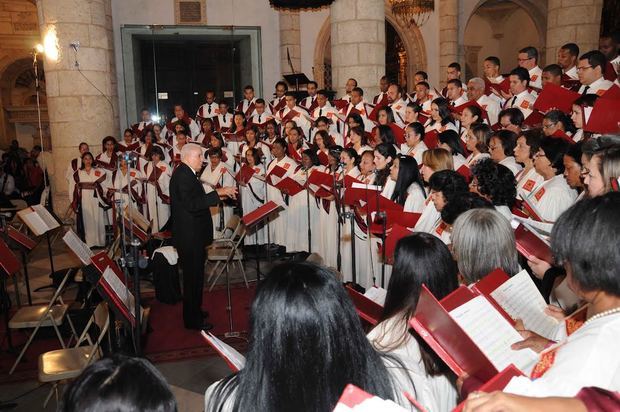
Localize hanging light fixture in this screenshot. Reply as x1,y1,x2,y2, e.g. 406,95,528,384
390,0,434,28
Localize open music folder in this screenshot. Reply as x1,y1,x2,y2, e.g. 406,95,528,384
346,285,384,326
17,204,60,236
0,237,20,277
200,331,246,372
452,365,523,412
62,229,94,266
410,285,538,383
333,384,408,412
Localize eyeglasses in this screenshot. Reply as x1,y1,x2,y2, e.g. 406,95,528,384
576,65,592,72
517,57,533,62
488,145,500,151
542,122,557,129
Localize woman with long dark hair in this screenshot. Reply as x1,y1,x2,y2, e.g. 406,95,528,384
389,155,426,213
205,262,415,411
438,130,467,171
374,143,397,190
424,97,458,134
369,233,459,412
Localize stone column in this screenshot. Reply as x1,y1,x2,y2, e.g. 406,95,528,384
545,0,604,64
439,0,458,88
330,0,385,98
36,0,118,213
279,10,301,75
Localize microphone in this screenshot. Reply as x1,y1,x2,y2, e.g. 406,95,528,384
338,161,346,168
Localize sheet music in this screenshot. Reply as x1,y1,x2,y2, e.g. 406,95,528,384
449,295,538,372
490,270,560,340
102,266,143,319
511,215,553,237
351,182,382,191
17,209,48,236
364,286,387,306
62,230,94,265
201,331,246,371
124,206,150,232
31,204,60,231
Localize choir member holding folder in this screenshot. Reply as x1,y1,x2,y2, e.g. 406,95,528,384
368,233,460,412
205,262,416,411
238,148,266,245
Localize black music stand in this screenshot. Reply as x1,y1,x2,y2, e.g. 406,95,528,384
283,73,310,92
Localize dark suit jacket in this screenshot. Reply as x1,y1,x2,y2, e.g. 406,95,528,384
169,163,221,252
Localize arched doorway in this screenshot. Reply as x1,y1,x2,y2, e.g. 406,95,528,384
313,2,427,92
463,0,547,79
0,57,49,150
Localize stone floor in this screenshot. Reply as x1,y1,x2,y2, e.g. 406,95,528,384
0,230,281,411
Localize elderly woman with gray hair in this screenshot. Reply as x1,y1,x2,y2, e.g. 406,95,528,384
451,208,520,284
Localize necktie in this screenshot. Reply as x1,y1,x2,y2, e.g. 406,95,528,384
223,114,227,122
258,114,262,123
451,101,455,106
582,85,590,96
510,96,517,107
208,105,212,114
319,108,323,117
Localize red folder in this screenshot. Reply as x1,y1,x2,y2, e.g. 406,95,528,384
520,196,543,222
532,83,581,114
369,207,420,235
452,365,523,412
346,284,384,326
343,181,380,207
389,123,406,145
3,226,37,251
266,164,288,185
550,129,575,145
332,99,349,111
584,97,620,134
514,224,553,264
456,164,472,182
380,223,413,264
561,75,581,91
123,217,149,243
91,251,137,326
317,150,329,166
234,164,256,185
0,238,20,276
307,170,334,193
241,200,280,227
425,129,439,149
489,78,510,95
410,285,499,382
275,177,304,196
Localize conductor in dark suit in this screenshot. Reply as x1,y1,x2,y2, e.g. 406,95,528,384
170,144,237,330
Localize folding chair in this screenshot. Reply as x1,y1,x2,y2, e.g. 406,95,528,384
8,268,79,374
206,216,248,291
38,302,110,407
50,204,76,246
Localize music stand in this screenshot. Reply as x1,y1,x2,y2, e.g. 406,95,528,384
283,73,310,92
1,227,36,305
241,201,281,282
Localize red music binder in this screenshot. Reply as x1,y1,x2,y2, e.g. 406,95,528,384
379,223,414,264
0,238,20,276
4,226,37,251
241,200,280,228
266,164,288,185
275,177,304,196
489,78,510,95
532,83,581,114
410,286,499,382
345,285,384,326
343,181,382,207
200,331,245,372
514,224,553,264
456,164,472,182
123,217,149,243
317,150,329,166
234,164,256,185
425,129,439,150
91,251,139,327
389,123,406,145
369,207,420,235
452,365,523,412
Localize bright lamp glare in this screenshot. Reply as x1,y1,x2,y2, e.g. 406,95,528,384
152,115,160,122
43,26,59,62
35,44,44,53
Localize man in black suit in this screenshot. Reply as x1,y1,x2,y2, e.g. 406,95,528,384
169,144,237,330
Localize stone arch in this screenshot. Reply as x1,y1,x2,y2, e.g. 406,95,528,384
312,2,428,91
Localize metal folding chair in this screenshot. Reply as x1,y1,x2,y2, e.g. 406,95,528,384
8,268,79,374
206,216,248,291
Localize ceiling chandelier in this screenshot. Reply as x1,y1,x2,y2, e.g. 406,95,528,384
389,0,434,28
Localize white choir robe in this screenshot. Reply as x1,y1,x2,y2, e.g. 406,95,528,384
339,101,375,135
516,167,544,199
311,104,341,136
215,113,232,131
527,174,577,222
300,95,318,111
505,313,620,397
95,151,117,222
400,141,428,166
66,157,83,185
578,77,614,95
275,106,312,138
498,156,523,176
143,161,171,231
162,116,200,139
476,95,501,126
239,142,272,168
413,197,441,234
266,156,296,247
453,153,467,172
529,66,543,91
504,90,537,120
249,113,273,128
404,183,427,214
339,167,361,282
235,98,258,118
348,172,378,288
196,102,219,120
564,66,579,81
572,129,584,143
200,164,235,237
69,168,107,247
485,75,506,106
240,164,267,245
368,180,398,287
451,94,468,107
367,315,459,412
270,96,286,113
134,120,153,134
389,99,408,127
315,166,340,269
108,168,144,216
424,119,459,135
354,144,374,156
283,166,321,253
465,152,490,168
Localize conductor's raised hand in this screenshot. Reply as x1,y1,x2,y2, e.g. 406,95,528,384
216,186,238,199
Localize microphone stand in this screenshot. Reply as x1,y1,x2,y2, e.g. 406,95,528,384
261,156,271,270
332,164,343,272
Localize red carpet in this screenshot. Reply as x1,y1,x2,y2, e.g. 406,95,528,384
0,282,255,384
